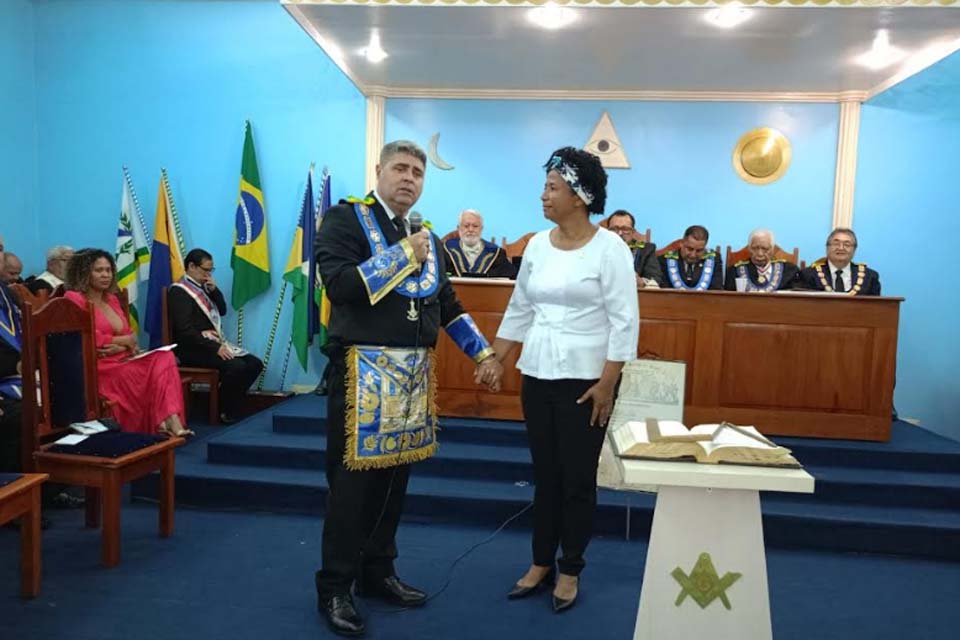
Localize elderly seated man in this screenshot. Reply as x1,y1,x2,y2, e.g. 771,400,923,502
443,209,516,279
0,236,23,474
26,245,73,294
1,252,24,285
659,225,723,291
799,228,881,296
724,229,799,292
606,209,664,288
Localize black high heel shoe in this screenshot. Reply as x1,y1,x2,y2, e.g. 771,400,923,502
507,567,556,599
552,576,578,613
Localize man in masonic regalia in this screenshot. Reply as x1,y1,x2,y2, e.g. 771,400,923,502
313,140,499,637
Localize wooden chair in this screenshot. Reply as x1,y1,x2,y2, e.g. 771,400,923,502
0,473,48,597
501,232,537,260
726,244,800,267
10,283,49,309
599,217,651,243
655,239,722,258
20,297,184,567
161,288,220,425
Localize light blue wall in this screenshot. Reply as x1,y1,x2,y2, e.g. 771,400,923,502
386,100,840,261
857,51,960,440
0,0,37,255
25,0,366,388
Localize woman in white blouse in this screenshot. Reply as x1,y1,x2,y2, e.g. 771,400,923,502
484,147,639,613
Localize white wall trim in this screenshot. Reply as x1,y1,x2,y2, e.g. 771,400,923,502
832,101,861,230
365,95,386,193
366,86,868,103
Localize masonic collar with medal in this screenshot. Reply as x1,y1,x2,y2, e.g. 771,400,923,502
736,261,784,292
666,253,715,291
815,262,865,295
353,201,439,322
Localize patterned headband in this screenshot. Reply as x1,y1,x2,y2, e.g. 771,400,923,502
546,155,594,207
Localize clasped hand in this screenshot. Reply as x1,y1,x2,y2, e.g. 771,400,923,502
474,356,504,392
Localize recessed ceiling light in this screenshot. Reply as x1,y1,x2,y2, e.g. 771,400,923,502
526,3,577,31
704,5,753,29
360,30,388,64
854,30,907,70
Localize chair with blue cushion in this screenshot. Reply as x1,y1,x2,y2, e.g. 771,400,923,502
19,297,184,567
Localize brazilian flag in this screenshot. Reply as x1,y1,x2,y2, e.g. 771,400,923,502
230,121,271,310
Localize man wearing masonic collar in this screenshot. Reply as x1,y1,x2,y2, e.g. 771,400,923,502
313,140,499,637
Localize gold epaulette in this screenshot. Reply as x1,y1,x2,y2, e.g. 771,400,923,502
810,258,828,267
663,250,679,259
734,259,751,267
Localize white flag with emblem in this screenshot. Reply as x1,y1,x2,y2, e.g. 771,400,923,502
115,169,151,333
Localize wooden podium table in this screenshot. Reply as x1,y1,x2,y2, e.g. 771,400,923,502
436,280,902,441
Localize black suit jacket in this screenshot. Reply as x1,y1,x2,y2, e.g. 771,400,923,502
631,242,665,286
724,260,799,291
315,197,465,355
0,284,20,380
659,253,724,290
167,283,228,359
799,263,881,296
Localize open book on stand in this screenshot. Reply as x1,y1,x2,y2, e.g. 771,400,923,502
609,418,801,469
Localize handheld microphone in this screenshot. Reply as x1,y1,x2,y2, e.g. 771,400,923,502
409,211,423,235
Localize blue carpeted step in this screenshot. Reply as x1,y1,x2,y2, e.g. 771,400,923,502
131,456,960,561
132,395,960,561
207,420,960,510
208,422,534,483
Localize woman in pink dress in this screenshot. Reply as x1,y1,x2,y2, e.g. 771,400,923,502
64,249,192,437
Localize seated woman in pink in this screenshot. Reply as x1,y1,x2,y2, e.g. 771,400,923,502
63,249,192,437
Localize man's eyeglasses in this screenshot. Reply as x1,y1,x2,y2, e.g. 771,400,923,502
828,241,855,249
200,266,215,274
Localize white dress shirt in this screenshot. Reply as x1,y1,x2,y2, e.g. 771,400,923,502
827,261,852,291
497,227,639,380
375,190,409,235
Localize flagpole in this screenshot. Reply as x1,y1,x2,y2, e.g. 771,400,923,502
161,168,186,254
256,280,289,391
122,166,152,246
277,336,295,391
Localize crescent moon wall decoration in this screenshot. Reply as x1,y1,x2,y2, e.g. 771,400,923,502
428,132,455,171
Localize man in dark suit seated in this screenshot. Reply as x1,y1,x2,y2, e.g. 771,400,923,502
25,245,73,294
659,225,723,291
724,229,799,292
0,236,23,474
443,209,516,279
799,228,881,296
607,209,664,288
167,249,263,423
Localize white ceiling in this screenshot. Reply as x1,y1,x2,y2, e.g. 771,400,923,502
283,2,960,100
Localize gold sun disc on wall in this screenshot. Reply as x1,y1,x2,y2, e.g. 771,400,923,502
733,127,792,185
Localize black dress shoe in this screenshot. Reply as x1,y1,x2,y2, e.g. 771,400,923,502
319,594,365,637
507,568,555,599
360,576,427,607
219,413,239,425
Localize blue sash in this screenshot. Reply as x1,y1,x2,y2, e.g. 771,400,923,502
444,238,499,275
354,203,439,299
0,285,22,399
344,345,438,470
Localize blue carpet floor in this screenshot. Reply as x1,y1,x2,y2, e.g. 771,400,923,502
132,394,960,560
2,504,959,640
